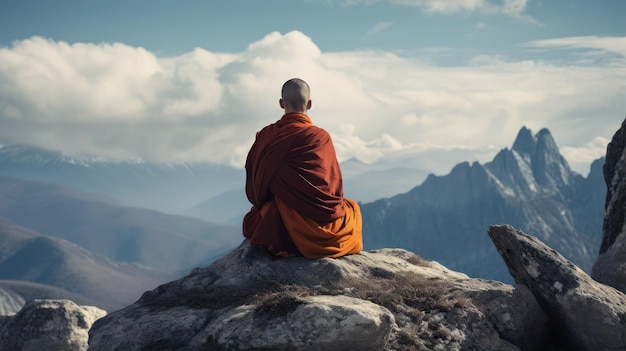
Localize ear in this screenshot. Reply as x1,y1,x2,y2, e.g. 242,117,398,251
279,99,285,109
306,100,312,110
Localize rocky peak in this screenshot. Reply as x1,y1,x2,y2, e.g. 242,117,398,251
489,127,573,196
511,126,537,159
511,127,561,161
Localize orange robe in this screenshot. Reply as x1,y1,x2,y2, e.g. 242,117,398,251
243,112,363,258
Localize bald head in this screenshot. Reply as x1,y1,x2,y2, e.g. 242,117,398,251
280,78,312,113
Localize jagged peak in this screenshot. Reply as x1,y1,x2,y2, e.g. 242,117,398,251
511,126,536,156
485,126,574,195
511,127,560,159
535,128,560,154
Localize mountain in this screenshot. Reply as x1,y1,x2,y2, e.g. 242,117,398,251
344,167,431,203
184,188,249,225
0,143,245,214
0,176,242,275
0,216,170,312
182,165,432,223
361,127,605,283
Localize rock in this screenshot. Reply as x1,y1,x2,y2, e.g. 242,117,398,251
593,116,626,293
89,240,551,350
196,295,394,351
0,299,106,351
489,224,626,351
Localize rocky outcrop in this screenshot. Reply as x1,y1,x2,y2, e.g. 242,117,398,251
88,241,552,350
489,225,626,351
593,116,626,293
0,299,106,351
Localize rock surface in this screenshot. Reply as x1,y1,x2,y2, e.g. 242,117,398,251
0,299,106,351
89,241,552,350
593,116,626,293
489,224,626,351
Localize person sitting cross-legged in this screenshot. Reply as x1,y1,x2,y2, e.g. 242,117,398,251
242,78,363,258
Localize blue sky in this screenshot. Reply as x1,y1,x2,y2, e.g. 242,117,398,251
0,0,625,175
3,1,623,59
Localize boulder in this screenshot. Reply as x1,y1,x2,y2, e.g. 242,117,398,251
0,299,106,351
593,116,626,293
89,241,551,350
489,224,626,351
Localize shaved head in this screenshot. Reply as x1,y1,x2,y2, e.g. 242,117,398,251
280,78,311,113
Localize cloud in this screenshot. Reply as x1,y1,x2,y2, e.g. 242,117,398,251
502,0,529,17
0,32,624,174
560,136,611,176
525,36,626,61
336,0,531,18
392,0,492,13
366,21,395,36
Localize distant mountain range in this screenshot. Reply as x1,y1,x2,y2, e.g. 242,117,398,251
0,176,241,273
361,127,605,283
0,143,430,219
0,177,242,313
0,144,245,214
0,216,168,313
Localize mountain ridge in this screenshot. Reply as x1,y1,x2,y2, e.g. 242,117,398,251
0,143,245,213
0,216,170,312
361,126,604,282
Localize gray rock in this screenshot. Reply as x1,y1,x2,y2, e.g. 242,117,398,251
193,295,395,351
593,116,626,293
489,224,626,351
89,240,551,350
0,299,106,351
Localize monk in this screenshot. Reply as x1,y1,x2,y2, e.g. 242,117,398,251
242,78,363,258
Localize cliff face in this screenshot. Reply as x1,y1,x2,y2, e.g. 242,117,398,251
593,117,626,293
362,127,604,282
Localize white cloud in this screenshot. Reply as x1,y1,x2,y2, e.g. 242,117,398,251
0,31,624,174
502,0,528,17
336,0,531,17
525,36,626,60
560,137,611,176
366,21,395,36
392,0,492,13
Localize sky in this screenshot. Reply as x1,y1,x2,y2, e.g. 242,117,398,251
0,0,624,176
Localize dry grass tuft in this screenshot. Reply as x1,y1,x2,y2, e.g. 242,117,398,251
404,253,430,267
254,285,310,318
332,272,461,314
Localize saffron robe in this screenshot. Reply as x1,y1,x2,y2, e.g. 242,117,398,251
243,112,363,258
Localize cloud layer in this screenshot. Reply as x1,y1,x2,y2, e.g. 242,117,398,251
0,31,624,174
340,0,531,17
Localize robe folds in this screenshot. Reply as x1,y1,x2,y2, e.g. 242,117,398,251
243,112,363,258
